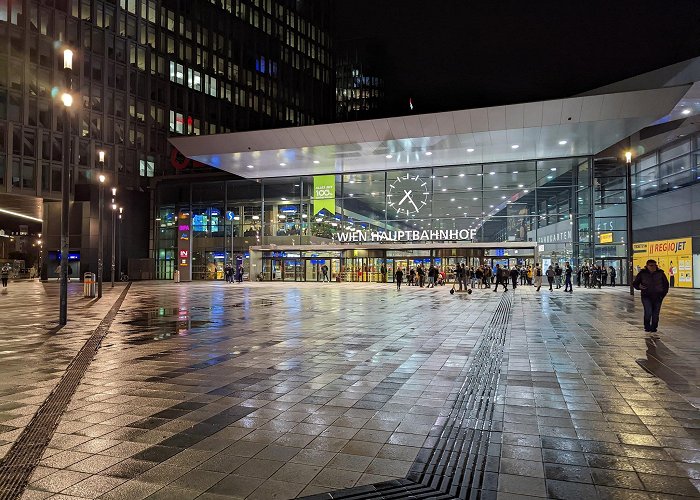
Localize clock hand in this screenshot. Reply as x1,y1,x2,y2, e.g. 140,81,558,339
398,190,413,205
409,197,420,212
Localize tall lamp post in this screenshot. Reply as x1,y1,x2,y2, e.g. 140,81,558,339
59,48,74,325
97,151,106,298
625,151,634,296
111,189,117,287
118,207,124,280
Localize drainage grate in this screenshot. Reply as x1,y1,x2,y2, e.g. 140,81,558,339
0,284,132,500
301,293,513,500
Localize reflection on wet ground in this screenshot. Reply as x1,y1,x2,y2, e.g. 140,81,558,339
1,281,700,499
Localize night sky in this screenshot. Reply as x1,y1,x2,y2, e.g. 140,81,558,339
333,0,700,117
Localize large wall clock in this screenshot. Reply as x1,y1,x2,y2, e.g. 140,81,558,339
387,173,430,217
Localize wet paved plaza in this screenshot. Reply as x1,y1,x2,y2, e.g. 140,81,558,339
1,280,700,499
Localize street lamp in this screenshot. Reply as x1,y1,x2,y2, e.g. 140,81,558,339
625,150,634,296
59,47,73,326
97,151,106,298
111,189,117,287
118,207,124,281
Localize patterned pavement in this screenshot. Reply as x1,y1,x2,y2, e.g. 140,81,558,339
0,280,699,499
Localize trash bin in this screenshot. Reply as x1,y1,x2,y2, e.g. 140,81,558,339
174,269,180,283
83,272,96,297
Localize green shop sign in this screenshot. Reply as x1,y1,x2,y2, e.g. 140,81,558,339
313,175,336,215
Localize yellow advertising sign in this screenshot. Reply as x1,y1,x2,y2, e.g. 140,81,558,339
598,232,613,244
633,237,693,288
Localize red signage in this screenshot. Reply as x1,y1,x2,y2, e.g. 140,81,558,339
179,250,189,259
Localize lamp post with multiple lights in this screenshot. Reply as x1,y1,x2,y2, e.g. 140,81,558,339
97,151,106,298
59,48,73,325
625,150,634,296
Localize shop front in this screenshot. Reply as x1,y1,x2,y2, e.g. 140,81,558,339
251,243,538,283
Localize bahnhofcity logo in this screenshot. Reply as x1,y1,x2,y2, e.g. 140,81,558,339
334,229,478,243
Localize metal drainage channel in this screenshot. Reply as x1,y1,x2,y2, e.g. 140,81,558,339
302,292,513,500
0,284,132,500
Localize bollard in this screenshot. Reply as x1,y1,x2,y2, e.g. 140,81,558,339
174,269,181,283
83,272,96,297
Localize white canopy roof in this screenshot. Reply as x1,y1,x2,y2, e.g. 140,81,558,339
170,85,690,179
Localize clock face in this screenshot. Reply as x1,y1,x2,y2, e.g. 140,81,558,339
387,173,430,217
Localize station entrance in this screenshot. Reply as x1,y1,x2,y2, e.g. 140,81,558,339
254,243,538,283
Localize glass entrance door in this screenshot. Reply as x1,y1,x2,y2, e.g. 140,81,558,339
599,258,625,286
283,259,304,281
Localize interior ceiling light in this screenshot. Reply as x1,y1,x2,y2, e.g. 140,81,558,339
518,184,524,188
441,188,447,192
313,160,320,164
425,151,432,156
279,163,286,166
558,140,567,145
0,208,43,222
550,167,557,171
467,148,475,152
246,164,254,168
385,154,393,159
467,187,472,190
511,144,519,149
682,109,691,115
459,173,465,177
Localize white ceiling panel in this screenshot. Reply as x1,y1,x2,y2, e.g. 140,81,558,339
506,104,525,129
419,114,440,137
435,112,456,136
470,108,489,132
487,106,507,130
542,100,563,126
523,102,543,128
451,110,472,134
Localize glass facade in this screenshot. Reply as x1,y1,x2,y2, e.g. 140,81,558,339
156,156,633,282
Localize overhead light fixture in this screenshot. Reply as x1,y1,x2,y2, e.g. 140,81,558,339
467,148,475,152
459,173,465,177
252,215,260,220
493,186,499,189
511,144,519,149
550,167,557,171
313,160,320,164
279,163,286,166
441,188,447,192
450,198,455,202
246,164,254,169
558,140,567,145
467,187,472,191
425,151,432,156
281,197,287,200
385,154,393,159
518,184,524,188
489,172,495,175
682,109,691,115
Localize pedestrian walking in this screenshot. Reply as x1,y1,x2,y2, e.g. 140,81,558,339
475,266,484,289
564,263,573,292
1,264,9,288
554,263,562,289
455,263,464,291
546,265,555,291
510,266,519,289
601,266,608,286
321,264,329,282
493,264,508,292
632,259,669,338
395,268,403,290
668,261,675,288
609,266,616,286
534,263,543,291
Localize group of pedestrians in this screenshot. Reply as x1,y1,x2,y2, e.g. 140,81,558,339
396,264,446,289
577,265,616,288
224,263,243,283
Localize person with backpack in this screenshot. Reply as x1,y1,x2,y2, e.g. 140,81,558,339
534,263,543,291
475,266,484,289
554,263,562,289
546,265,555,291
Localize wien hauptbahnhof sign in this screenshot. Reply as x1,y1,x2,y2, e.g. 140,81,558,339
334,229,478,243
